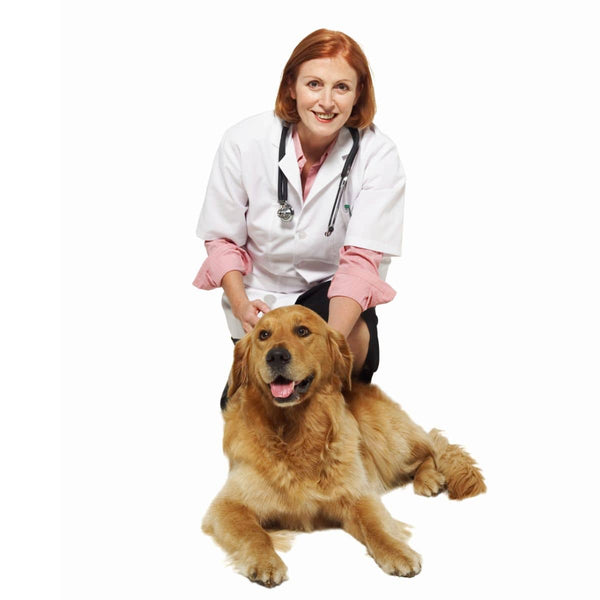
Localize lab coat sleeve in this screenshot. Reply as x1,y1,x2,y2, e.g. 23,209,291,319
195,129,249,247
343,135,406,257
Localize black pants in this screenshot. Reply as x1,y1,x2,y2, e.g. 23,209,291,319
220,280,380,410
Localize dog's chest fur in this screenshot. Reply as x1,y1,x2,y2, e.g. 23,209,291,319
223,394,368,526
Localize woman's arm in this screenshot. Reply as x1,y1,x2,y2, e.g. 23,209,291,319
327,245,396,337
222,270,270,334
328,295,362,337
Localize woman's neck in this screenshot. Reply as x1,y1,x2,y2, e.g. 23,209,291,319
295,122,338,163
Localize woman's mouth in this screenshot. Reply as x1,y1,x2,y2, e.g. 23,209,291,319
312,111,337,123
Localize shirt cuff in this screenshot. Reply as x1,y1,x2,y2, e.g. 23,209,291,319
327,245,396,311
192,239,253,290
328,270,396,311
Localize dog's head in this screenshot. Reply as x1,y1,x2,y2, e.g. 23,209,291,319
229,305,353,408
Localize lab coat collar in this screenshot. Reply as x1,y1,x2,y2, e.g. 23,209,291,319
275,126,303,205
271,116,355,209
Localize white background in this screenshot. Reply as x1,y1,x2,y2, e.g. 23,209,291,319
2,0,599,598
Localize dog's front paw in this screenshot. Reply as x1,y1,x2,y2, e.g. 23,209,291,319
242,554,288,588
413,467,446,497
376,543,422,578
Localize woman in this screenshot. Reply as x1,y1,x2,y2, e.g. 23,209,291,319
193,29,406,408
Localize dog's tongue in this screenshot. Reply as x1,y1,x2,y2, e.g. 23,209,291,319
270,379,295,398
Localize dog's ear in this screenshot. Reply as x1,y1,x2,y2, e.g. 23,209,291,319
228,333,251,398
327,327,353,392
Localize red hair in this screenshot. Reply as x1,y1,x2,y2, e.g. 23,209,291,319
275,29,376,130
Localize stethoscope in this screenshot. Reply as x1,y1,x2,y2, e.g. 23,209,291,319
277,122,360,236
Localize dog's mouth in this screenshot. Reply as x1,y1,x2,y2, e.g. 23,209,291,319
268,374,314,404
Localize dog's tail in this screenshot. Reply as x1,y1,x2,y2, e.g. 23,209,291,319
429,429,487,500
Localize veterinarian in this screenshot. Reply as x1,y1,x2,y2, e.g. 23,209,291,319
193,29,405,408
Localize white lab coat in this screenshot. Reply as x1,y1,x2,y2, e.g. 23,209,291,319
196,110,406,339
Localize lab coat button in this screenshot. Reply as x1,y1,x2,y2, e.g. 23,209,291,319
263,294,276,307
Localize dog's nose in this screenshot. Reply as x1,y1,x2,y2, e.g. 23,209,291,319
266,346,291,368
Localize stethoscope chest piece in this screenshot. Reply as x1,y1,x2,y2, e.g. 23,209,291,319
277,202,294,222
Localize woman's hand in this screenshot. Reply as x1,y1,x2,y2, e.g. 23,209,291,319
232,299,271,333
221,270,270,333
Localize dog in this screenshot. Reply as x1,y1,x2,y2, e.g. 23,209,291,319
202,305,486,587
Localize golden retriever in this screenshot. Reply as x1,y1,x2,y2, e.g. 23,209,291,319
202,305,486,587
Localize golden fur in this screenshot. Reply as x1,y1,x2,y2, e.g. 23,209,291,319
202,305,486,587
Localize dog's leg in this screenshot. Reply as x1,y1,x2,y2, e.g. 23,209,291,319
428,429,487,500
202,498,288,588
413,456,446,497
342,496,422,578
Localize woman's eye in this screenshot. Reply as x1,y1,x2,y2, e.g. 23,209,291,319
296,326,310,337
308,80,320,88
337,83,349,91
259,330,271,340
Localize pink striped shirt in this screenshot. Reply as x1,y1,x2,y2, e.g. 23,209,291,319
193,125,396,311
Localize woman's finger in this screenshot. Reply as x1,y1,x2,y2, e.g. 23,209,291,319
248,314,259,326
252,300,271,314
246,310,261,328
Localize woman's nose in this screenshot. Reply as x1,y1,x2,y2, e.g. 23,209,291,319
319,88,335,111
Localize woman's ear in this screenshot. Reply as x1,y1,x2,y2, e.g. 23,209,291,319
228,334,251,398
327,327,353,392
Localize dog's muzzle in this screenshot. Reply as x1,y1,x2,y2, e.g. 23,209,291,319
269,374,315,404
264,346,314,403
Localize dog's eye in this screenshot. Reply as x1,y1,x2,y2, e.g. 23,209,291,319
259,330,271,340
296,326,310,337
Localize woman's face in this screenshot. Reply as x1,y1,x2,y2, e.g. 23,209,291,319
290,56,360,143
